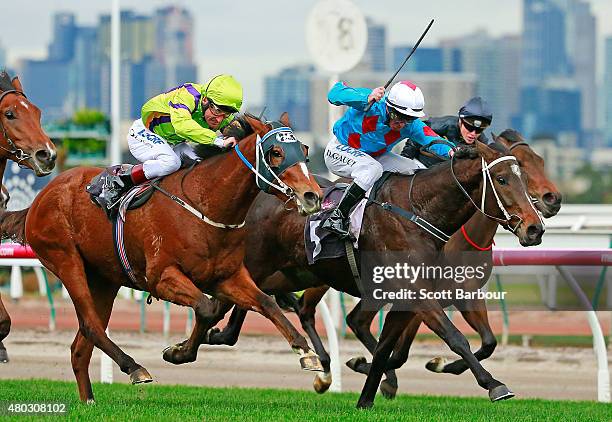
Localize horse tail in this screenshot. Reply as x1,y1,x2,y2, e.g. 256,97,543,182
0,208,29,245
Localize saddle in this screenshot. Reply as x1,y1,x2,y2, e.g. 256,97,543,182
86,164,159,220
304,173,393,264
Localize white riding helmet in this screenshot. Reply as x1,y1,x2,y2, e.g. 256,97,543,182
385,81,425,118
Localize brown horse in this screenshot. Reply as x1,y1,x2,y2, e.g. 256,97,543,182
166,140,544,406
193,130,559,397
0,70,57,362
341,129,561,398
0,113,322,402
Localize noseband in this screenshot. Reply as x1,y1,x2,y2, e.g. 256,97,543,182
0,90,32,165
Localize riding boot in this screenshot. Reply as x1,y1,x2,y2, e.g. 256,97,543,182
105,164,149,208
321,182,366,237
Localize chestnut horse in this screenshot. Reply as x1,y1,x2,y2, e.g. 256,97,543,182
165,141,544,406
0,114,322,402
0,70,57,363
189,130,559,397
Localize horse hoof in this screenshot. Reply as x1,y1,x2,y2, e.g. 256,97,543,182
0,349,8,363
129,367,153,385
425,356,447,373
86,399,96,405
356,399,374,409
489,384,515,402
299,351,324,372
346,356,367,373
162,344,195,365
379,379,397,400
313,372,332,394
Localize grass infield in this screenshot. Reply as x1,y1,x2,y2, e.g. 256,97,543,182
0,379,608,421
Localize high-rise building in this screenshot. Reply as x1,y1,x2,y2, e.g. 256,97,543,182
48,12,77,62
519,0,595,144
392,47,444,73
440,30,521,133
355,18,387,72
0,40,6,70
19,59,70,122
264,65,315,131
70,27,101,111
604,37,612,146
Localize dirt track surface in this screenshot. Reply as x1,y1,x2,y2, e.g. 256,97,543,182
0,328,608,402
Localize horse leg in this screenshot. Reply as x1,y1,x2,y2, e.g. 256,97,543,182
214,264,323,371
418,303,514,402
71,279,118,403
426,301,497,375
356,309,411,409
0,294,10,363
204,305,249,346
40,252,150,383
153,266,230,365
287,289,332,393
345,300,398,399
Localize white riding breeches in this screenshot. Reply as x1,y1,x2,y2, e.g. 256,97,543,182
127,119,195,179
324,136,425,190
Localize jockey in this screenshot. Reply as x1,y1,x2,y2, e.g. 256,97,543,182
401,96,493,166
321,80,453,237
106,74,243,203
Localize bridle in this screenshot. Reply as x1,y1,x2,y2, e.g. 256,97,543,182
0,90,32,165
450,152,526,233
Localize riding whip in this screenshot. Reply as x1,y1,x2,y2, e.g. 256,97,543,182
364,19,435,112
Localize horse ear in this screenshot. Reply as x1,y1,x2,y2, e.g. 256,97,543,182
279,112,291,128
11,77,24,93
244,114,266,135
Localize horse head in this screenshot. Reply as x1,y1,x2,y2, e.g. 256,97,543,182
242,112,322,215
0,71,56,175
455,141,544,246
494,129,561,217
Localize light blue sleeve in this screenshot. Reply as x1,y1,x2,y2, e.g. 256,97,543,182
406,119,452,157
327,81,372,111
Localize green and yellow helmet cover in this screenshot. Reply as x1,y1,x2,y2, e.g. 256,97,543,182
205,74,243,112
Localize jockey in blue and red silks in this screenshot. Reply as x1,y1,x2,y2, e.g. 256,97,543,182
322,80,454,237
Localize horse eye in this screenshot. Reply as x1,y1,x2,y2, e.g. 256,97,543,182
272,150,282,157
496,176,507,185
4,110,15,120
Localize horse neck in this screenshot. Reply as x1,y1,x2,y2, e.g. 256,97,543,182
388,158,484,236
182,136,261,224
461,211,498,248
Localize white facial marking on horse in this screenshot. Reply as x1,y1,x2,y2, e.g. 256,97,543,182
19,100,29,109
300,162,309,178
511,164,521,178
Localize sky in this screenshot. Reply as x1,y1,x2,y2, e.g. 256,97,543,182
2,0,612,106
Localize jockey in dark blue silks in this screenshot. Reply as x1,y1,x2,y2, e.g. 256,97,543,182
321,80,453,237
401,96,493,167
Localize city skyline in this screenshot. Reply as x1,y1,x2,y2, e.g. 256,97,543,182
3,0,612,105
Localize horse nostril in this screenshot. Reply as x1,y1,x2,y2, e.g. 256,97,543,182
527,223,544,239
303,191,319,205
35,149,56,164
543,192,560,206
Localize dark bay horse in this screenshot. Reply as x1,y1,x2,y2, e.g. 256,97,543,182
166,140,544,406
0,70,57,362
0,114,322,402
341,129,561,398
193,131,559,397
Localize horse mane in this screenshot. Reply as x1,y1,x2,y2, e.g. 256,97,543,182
497,128,525,145
0,70,14,92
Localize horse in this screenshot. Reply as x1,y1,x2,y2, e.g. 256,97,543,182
341,129,561,398
189,130,559,397
0,113,322,402
163,140,545,406
0,70,57,363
